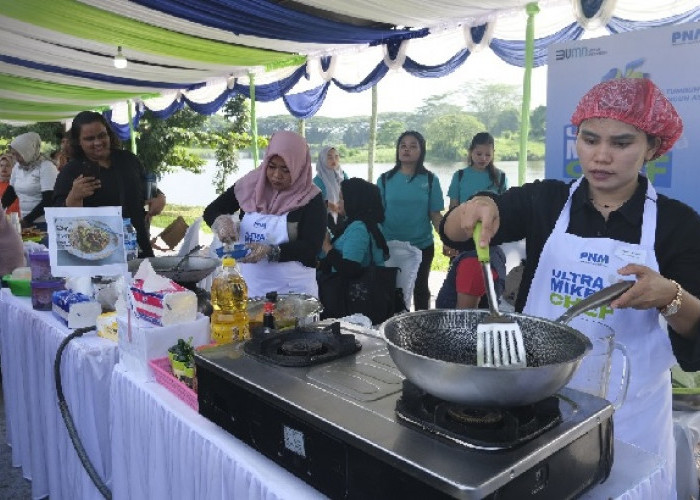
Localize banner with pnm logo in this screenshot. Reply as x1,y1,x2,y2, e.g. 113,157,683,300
545,22,700,215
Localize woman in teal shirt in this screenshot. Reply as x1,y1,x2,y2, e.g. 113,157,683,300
447,132,508,209
377,131,444,310
320,178,388,276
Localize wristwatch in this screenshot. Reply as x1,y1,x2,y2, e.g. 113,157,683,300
267,244,281,262
659,279,683,317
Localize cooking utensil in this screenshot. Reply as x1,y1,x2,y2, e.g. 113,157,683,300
170,245,204,273
473,222,525,368
382,281,633,406
128,255,219,285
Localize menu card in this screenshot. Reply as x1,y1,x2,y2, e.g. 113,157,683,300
44,206,127,277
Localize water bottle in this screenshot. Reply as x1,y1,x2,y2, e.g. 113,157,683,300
210,257,250,344
122,218,138,261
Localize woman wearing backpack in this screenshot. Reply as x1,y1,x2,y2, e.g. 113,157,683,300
377,131,444,310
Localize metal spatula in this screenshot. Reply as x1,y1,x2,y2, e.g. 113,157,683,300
473,223,527,368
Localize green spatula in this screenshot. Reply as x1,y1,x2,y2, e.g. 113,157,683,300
473,222,527,368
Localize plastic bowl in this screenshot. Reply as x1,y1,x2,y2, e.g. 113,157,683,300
2,275,32,296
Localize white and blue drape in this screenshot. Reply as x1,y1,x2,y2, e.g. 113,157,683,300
104,0,700,137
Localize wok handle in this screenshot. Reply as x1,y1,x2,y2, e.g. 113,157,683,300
555,281,634,325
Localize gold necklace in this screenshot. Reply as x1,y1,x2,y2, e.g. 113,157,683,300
589,197,626,211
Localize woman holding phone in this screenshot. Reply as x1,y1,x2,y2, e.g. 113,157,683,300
53,111,166,257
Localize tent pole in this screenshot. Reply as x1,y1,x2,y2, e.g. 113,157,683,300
249,72,259,165
518,2,539,186
297,118,305,137
127,99,137,154
368,84,378,183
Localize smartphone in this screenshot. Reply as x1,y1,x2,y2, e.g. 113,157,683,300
82,161,101,180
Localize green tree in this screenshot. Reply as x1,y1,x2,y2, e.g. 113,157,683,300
492,108,520,136
460,81,522,131
136,108,209,175
211,95,269,195
377,120,406,146
529,105,547,141
425,113,485,161
0,122,65,153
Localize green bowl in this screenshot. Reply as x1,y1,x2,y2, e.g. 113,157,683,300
2,275,32,296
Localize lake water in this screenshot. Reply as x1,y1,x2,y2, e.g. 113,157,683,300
158,158,545,207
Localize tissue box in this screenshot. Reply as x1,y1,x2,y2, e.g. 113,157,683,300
96,312,118,342
130,278,197,327
52,290,102,328
117,313,210,380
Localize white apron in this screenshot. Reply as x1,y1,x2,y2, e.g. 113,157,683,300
236,211,318,298
523,178,677,497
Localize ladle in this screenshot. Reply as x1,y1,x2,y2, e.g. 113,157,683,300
170,245,203,273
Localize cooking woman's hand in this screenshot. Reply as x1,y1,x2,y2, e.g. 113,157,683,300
443,195,500,246
610,264,678,311
211,215,238,244
241,243,271,263
66,174,101,207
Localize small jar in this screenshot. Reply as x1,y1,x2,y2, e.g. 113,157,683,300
31,279,66,311
28,252,52,281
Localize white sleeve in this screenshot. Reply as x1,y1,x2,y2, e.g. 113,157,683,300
39,160,59,191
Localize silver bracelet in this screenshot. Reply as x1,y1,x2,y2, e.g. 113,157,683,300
267,244,281,262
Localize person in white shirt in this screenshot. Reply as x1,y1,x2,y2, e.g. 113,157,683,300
7,132,58,229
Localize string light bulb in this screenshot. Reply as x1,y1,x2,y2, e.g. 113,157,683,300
113,46,127,69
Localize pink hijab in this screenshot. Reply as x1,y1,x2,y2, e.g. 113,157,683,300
234,131,320,215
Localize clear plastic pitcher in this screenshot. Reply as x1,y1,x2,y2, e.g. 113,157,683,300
565,326,630,409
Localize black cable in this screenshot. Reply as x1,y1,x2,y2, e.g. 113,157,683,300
54,326,112,500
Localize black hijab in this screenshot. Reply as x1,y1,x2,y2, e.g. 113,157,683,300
334,178,389,259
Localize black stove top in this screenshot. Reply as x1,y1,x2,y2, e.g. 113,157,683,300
243,322,361,367
196,322,614,499
396,380,563,451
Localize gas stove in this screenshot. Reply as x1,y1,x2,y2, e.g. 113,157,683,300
196,322,614,499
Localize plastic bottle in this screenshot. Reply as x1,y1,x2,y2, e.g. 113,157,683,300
122,218,138,261
210,257,250,344
262,291,277,334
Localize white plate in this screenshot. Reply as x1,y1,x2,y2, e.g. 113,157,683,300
64,219,120,261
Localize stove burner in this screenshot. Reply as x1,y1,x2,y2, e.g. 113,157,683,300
446,407,503,426
279,339,326,357
396,380,562,450
243,322,361,367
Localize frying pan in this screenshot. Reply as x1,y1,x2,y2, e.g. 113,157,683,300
127,255,219,285
382,281,633,407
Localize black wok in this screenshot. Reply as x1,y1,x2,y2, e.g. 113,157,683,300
382,281,633,407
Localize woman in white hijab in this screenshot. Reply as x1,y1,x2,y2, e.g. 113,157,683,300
7,132,58,229
312,146,347,233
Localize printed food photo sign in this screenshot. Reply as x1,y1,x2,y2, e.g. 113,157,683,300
44,206,127,277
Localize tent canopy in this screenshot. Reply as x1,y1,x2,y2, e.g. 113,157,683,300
1,0,699,124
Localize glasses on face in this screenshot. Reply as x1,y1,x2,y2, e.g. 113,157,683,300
80,131,109,144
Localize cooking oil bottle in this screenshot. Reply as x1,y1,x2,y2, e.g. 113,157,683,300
210,257,249,344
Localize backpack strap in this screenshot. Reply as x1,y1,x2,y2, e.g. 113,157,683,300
379,172,387,208
499,171,506,193
426,171,434,216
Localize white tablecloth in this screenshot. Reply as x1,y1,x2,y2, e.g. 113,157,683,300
110,362,667,500
110,365,326,500
0,288,117,500
674,410,700,500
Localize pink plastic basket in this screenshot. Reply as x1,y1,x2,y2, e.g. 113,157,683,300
149,357,198,411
